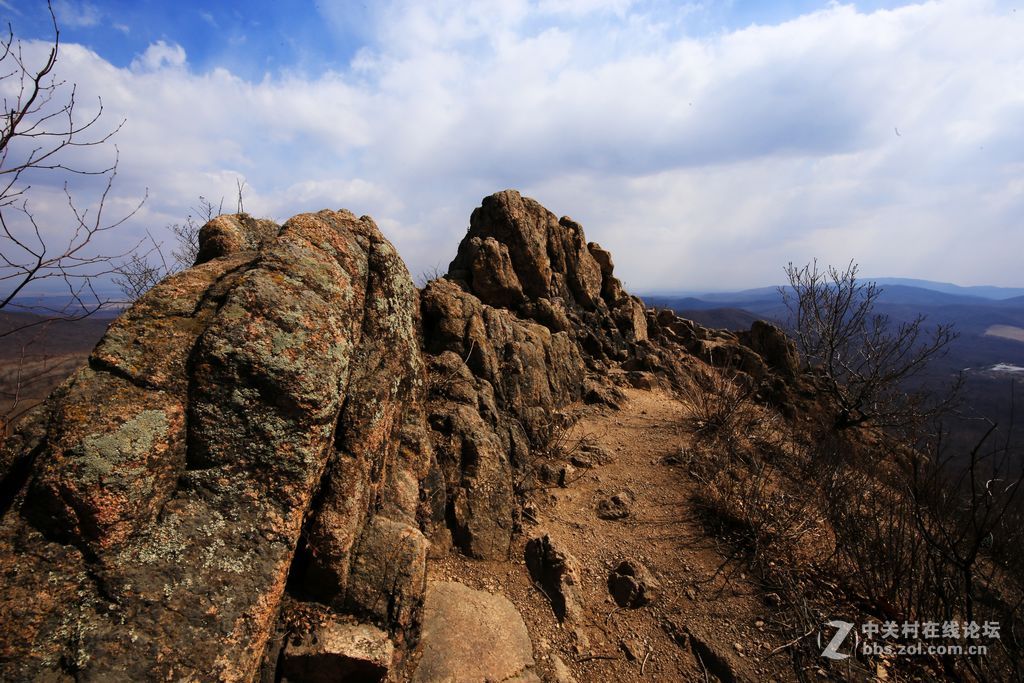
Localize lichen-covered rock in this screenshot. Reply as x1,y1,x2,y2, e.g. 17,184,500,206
194,213,279,264
292,223,432,638
0,210,432,681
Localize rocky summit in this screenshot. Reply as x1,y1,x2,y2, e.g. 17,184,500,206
0,191,800,681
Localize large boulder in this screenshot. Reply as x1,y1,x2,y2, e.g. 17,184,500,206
0,210,433,681
412,581,540,683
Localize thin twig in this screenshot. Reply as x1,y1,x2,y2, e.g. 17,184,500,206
696,651,709,683
577,654,618,663
768,625,816,657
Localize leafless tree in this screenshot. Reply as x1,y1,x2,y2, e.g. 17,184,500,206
113,194,222,301
1,1,145,335
781,260,959,429
1,3,145,435
112,231,170,301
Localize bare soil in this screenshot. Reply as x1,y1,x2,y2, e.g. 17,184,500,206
428,385,800,682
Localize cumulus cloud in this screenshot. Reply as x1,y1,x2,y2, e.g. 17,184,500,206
129,41,187,71
10,0,1024,293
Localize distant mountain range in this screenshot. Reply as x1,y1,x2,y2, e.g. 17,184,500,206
643,277,1024,442
651,278,1024,303
643,279,1024,348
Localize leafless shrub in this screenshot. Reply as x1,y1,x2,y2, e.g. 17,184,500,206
169,217,201,267
1,3,145,434
514,411,588,496
112,194,226,301
112,231,170,301
685,366,820,585
686,365,1023,678
809,410,1024,680
781,260,959,430
416,264,445,288
911,410,1024,678
681,368,763,443
699,455,822,574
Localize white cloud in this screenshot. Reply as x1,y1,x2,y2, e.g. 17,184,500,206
7,0,1024,295
52,0,101,28
129,41,187,72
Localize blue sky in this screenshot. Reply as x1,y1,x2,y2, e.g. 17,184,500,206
2,0,1022,293
15,1,921,79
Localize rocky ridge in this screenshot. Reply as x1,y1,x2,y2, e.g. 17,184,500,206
0,190,798,681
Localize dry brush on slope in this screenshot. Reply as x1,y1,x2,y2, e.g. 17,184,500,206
681,333,1024,681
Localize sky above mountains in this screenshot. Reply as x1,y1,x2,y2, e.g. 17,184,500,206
3,0,1022,292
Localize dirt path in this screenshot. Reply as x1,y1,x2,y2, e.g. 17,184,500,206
429,385,798,682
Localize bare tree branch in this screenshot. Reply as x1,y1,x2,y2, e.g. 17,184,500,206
0,2,145,431
780,260,960,430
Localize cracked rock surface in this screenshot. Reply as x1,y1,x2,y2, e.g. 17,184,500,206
0,210,432,681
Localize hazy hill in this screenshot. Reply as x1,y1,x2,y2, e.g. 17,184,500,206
645,282,1024,369
0,312,112,359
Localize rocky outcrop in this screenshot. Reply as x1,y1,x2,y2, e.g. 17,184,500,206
645,305,800,409
420,277,584,558
415,190,800,562
0,190,806,680
421,190,660,560
0,210,432,681
448,190,648,361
